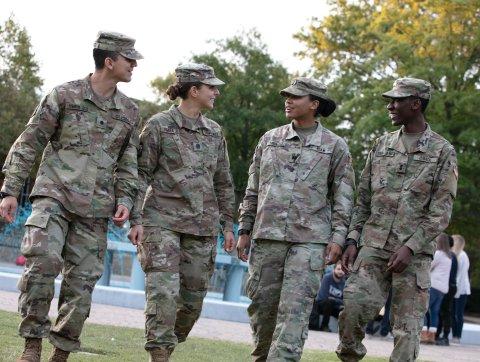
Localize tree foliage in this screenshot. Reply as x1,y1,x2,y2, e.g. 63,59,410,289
296,0,480,286
0,16,42,180
151,30,290,204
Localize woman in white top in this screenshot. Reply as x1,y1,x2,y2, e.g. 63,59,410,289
421,233,452,343
452,234,471,343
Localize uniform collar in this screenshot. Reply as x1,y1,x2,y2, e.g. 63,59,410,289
286,121,324,146
82,74,121,111
170,105,210,131
389,123,432,153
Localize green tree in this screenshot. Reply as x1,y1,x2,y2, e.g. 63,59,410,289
151,30,290,206
296,0,480,286
0,16,42,181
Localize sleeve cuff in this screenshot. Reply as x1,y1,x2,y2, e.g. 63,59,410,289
346,230,361,242
238,221,253,232
1,182,22,199
116,197,133,212
330,232,346,248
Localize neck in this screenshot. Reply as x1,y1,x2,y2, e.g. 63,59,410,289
293,117,316,129
403,114,427,133
332,273,341,283
178,100,201,118
90,70,117,98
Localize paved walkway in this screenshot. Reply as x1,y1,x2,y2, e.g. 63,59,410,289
1,290,479,361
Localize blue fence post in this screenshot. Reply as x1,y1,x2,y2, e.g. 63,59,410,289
97,250,113,286
130,255,145,290
223,260,245,302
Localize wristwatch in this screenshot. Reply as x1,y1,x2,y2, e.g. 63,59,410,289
344,238,357,249
238,229,251,236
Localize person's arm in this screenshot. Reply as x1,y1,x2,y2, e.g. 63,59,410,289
346,147,375,243
238,138,263,234
114,108,140,213
237,137,263,261
129,119,160,227
317,273,332,301
1,90,60,197
404,146,458,254
328,140,355,249
213,131,235,233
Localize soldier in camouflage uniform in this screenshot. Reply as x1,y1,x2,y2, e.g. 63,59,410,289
237,77,355,361
336,78,458,362
0,31,142,362
128,63,235,362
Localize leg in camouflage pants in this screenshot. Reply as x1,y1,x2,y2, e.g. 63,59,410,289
247,239,325,362
18,196,108,352
336,246,431,362
138,226,216,351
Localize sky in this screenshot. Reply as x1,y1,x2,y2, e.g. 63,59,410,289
1,0,329,102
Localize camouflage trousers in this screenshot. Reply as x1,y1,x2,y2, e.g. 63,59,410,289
17,196,108,352
137,226,216,351
246,239,325,362
336,246,431,362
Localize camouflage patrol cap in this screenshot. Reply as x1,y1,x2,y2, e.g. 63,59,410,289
382,77,431,100
280,77,336,117
94,31,143,60
175,63,225,86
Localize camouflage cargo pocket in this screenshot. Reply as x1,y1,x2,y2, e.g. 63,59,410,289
21,211,50,257
245,266,261,300
137,227,180,273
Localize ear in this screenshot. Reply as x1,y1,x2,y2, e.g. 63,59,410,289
189,85,199,98
310,99,320,111
104,57,115,70
411,98,421,111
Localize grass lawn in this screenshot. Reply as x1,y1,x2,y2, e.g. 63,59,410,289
0,310,385,361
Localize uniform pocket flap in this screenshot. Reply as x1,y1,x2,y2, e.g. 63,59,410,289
145,302,157,316
310,248,325,271
416,270,431,289
25,212,49,229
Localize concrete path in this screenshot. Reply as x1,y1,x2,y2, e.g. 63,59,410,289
1,290,479,361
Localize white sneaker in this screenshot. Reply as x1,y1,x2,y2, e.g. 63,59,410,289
451,337,461,344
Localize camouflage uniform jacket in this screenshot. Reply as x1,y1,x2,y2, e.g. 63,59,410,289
238,122,355,247
1,75,140,218
347,124,458,256
130,105,235,236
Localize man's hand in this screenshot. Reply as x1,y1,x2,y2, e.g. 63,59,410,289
0,196,18,223
236,234,251,262
223,231,235,253
128,224,144,246
387,245,413,273
325,242,342,265
112,204,129,226
341,245,358,274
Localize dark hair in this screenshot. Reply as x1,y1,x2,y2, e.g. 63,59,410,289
309,95,327,118
166,81,204,100
436,233,452,258
447,234,454,248
93,48,119,70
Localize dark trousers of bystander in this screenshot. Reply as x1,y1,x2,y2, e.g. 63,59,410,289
436,285,457,343
309,298,343,331
453,294,469,339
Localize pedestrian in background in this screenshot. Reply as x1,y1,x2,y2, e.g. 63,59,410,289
451,234,471,344
421,233,452,344
435,234,458,346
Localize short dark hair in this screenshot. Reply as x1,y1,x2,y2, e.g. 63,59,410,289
309,95,327,117
93,48,119,70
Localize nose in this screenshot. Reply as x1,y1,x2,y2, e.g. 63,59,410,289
215,88,220,96
132,60,137,68
386,100,394,111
